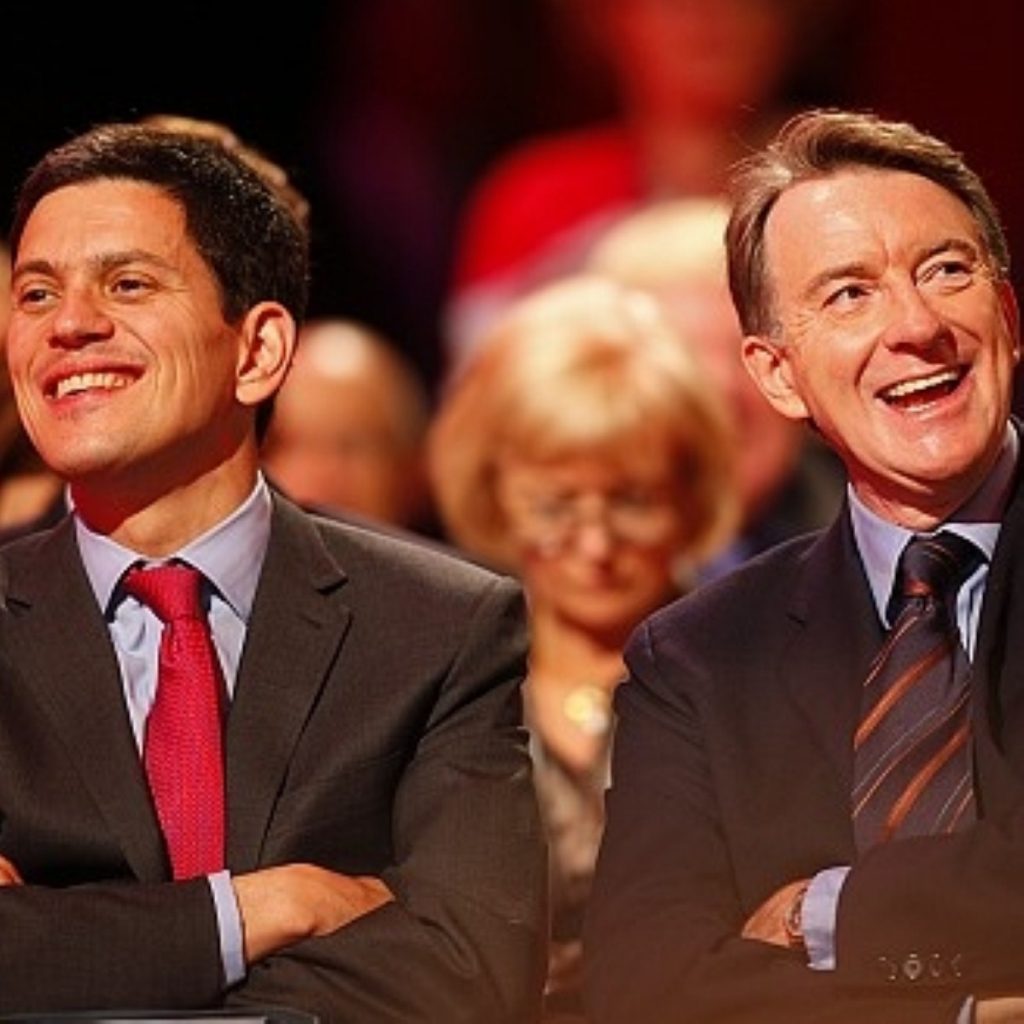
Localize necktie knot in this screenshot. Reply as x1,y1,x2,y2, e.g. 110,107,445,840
123,562,204,623
888,531,983,623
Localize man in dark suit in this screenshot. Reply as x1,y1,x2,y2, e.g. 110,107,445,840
584,109,1024,1022
0,123,546,1022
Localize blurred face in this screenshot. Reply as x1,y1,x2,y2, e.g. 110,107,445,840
263,353,423,525
497,448,688,638
661,279,799,522
603,0,791,121
744,169,1020,528
6,180,258,510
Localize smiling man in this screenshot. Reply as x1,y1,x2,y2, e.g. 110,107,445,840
585,109,1024,1023
0,124,546,1022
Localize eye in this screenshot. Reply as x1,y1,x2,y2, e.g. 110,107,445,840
823,281,871,311
610,487,659,512
13,281,58,311
918,257,975,292
108,273,155,299
528,495,573,522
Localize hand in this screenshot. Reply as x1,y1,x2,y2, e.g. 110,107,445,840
976,997,1024,1023
741,878,809,949
233,863,394,963
0,854,24,886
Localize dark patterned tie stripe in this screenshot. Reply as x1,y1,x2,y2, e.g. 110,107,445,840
123,562,227,879
852,531,983,850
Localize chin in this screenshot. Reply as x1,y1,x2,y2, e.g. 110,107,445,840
562,600,654,637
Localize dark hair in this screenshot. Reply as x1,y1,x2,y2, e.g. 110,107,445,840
8,123,311,438
726,108,1010,336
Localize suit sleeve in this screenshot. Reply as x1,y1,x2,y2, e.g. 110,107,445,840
0,877,224,1010
224,575,548,1024
582,620,974,1024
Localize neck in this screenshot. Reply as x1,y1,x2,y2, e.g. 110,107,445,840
72,445,260,556
529,605,627,691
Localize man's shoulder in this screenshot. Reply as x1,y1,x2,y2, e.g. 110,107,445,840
277,499,519,605
0,513,73,574
648,528,828,638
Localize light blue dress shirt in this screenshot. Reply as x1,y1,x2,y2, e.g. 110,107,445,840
75,474,273,987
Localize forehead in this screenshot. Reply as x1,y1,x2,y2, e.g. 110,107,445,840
15,179,190,267
763,169,983,291
502,443,678,488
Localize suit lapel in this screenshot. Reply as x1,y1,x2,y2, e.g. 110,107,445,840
0,520,168,880
780,509,883,792
225,498,351,870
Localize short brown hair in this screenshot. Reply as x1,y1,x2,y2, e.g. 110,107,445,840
726,107,1010,336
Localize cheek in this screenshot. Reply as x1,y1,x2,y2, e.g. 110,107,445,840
619,547,679,592
518,552,566,593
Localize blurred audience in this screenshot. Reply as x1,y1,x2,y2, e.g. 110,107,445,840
587,196,844,576
428,273,737,1020
444,0,846,377
262,318,437,535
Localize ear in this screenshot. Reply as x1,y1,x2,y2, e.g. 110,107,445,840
997,279,1021,364
741,334,810,421
235,302,296,409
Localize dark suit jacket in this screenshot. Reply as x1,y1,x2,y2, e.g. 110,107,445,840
0,495,547,1022
585,470,1024,1023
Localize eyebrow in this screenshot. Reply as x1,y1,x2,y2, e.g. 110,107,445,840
12,248,178,284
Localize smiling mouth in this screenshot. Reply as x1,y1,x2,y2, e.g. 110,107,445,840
51,371,135,400
879,367,966,409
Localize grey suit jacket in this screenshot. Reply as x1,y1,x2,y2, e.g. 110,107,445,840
0,495,547,1022
585,469,1024,1023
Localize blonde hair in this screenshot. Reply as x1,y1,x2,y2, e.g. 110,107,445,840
429,274,737,570
587,197,730,289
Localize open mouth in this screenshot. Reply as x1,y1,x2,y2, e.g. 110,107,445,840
48,370,136,400
878,366,966,409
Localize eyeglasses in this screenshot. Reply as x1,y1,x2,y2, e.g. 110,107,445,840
503,483,682,553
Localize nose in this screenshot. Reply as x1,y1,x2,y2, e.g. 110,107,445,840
880,278,949,352
50,287,115,346
572,501,618,560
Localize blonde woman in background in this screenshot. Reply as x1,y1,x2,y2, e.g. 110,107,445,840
428,273,737,1021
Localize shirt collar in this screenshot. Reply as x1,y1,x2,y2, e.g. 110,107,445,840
849,424,1017,623
76,474,273,619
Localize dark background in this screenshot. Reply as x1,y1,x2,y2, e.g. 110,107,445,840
2,1,1022,400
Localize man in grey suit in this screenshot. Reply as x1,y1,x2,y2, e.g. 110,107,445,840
585,109,1024,1022
0,123,546,1022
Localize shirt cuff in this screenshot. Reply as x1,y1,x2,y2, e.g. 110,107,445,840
208,870,246,986
957,997,975,1024
803,865,850,971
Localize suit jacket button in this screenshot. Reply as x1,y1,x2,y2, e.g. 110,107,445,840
878,956,898,982
903,954,924,981
928,953,944,979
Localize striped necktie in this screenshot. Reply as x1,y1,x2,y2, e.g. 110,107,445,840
852,531,984,851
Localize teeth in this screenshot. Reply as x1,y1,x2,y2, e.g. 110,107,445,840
883,368,960,400
54,371,132,399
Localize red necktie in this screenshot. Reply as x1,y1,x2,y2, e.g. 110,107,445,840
852,531,983,850
123,562,226,879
